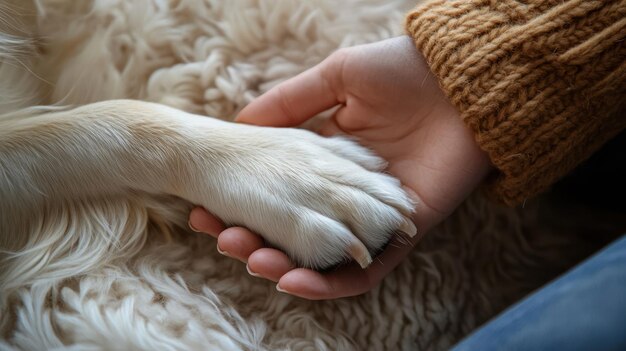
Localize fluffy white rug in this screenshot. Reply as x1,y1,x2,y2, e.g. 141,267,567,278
0,1,609,350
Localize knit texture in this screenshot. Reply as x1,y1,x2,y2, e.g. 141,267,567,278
406,0,626,205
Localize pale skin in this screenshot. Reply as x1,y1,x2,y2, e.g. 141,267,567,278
189,36,493,299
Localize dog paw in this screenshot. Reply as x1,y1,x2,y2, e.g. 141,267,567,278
195,126,415,269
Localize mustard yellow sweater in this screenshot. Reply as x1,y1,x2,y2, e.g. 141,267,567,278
406,0,626,205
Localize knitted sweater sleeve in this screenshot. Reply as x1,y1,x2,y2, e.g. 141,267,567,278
406,0,626,205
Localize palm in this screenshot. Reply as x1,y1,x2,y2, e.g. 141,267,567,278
320,39,489,226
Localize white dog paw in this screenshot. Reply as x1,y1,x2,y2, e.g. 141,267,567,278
197,126,415,269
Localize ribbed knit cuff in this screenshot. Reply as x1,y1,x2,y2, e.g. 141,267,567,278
406,0,626,205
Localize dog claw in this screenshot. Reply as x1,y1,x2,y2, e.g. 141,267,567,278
399,217,417,238
348,238,373,268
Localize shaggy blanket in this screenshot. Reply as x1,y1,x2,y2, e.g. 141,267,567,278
0,1,615,350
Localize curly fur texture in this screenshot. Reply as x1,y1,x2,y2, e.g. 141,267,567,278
0,0,611,350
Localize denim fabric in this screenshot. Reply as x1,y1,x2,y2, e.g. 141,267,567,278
453,235,626,351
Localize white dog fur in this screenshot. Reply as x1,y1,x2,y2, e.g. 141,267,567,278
0,1,604,350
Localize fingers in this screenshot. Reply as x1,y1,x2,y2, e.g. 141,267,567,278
218,234,296,282
247,248,295,282
190,208,296,280
236,54,343,127
189,207,225,238
216,227,265,263
277,234,418,300
190,207,421,300
277,265,367,300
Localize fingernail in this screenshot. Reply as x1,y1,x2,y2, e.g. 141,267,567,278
246,264,263,278
218,245,247,263
216,245,231,257
188,220,201,232
276,284,289,294
189,220,219,237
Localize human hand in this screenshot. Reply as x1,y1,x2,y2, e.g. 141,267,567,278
189,36,492,299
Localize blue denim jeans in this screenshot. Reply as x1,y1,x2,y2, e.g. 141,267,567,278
453,234,626,351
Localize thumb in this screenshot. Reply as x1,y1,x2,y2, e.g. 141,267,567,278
236,56,343,127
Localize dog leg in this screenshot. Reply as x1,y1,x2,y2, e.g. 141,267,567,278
0,99,414,269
